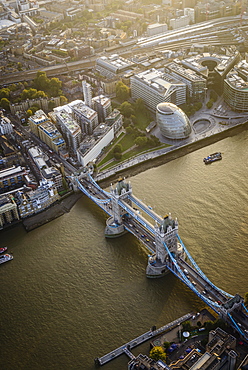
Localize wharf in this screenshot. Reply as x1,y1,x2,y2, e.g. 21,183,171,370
95,312,192,366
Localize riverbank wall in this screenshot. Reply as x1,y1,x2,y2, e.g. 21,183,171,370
22,192,83,231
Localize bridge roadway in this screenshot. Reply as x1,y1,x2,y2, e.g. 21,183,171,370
76,176,248,341
96,313,192,365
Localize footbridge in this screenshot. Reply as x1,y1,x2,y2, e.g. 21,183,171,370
70,170,248,341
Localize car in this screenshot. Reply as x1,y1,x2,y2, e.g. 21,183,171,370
146,238,150,242
141,234,145,238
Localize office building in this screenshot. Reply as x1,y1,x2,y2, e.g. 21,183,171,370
131,68,186,112
224,60,248,112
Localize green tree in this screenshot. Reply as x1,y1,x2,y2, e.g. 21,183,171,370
60,95,68,105
206,99,213,109
149,346,166,361
119,101,133,118
163,341,170,351
33,71,49,91
48,77,62,97
0,98,10,111
116,81,130,102
113,152,122,160
131,114,138,125
29,105,39,114
135,136,147,147
204,320,214,331
182,320,192,332
134,98,145,112
0,88,10,100
113,144,122,153
123,117,131,127
26,109,33,117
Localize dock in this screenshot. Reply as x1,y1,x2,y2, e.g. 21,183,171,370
95,313,192,366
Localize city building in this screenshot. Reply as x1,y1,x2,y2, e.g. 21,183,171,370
0,114,13,135
224,59,248,112
156,102,191,139
147,23,168,37
38,120,66,154
76,124,114,167
70,100,99,135
165,61,207,102
28,110,51,136
82,80,92,108
96,54,135,79
131,68,186,112
105,109,123,134
170,15,190,29
0,194,19,229
92,95,112,123
0,165,26,194
55,108,82,154
16,179,60,218
181,51,240,94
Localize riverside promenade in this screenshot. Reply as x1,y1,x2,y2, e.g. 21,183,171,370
95,313,192,366
96,109,248,184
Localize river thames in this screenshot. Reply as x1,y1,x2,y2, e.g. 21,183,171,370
1,129,248,370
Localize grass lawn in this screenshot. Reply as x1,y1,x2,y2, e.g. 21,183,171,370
99,143,170,171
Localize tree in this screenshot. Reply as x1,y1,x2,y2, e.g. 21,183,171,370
26,109,33,117
119,101,133,118
135,136,147,147
49,77,62,97
182,320,192,332
134,98,145,112
33,71,49,91
123,117,131,127
113,144,122,153
116,81,130,102
0,98,10,111
131,114,138,125
0,88,10,100
60,95,68,105
113,152,122,160
163,341,170,351
206,99,213,109
149,346,166,361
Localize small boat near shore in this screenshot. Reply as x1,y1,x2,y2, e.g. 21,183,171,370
0,254,13,264
0,247,7,253
203,152,222,164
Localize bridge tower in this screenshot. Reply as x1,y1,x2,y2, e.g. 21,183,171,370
146,214,184,278
105,178,132,238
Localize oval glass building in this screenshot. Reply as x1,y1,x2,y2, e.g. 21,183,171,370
156,102,191,139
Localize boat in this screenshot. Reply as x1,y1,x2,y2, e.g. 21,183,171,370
0,247,7,253
0,254,13,264
203,152,222,164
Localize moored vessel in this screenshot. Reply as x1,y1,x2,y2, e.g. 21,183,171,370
0,254,13,264
0,247,7,253
203,152,222,164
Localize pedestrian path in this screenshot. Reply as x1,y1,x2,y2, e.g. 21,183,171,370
95,313,192,366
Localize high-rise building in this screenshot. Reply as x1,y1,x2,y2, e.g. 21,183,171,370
92,95,112,123
82,80,92,108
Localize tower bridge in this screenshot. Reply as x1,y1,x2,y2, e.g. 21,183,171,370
70,170,248,341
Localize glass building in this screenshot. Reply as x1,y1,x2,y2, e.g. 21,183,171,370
156,102,191,139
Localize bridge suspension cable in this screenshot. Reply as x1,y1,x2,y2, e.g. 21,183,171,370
162,242,220,311
177,234,234,299
164,242,220,313
88,174,110,197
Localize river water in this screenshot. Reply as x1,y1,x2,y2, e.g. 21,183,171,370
1,129,248,370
